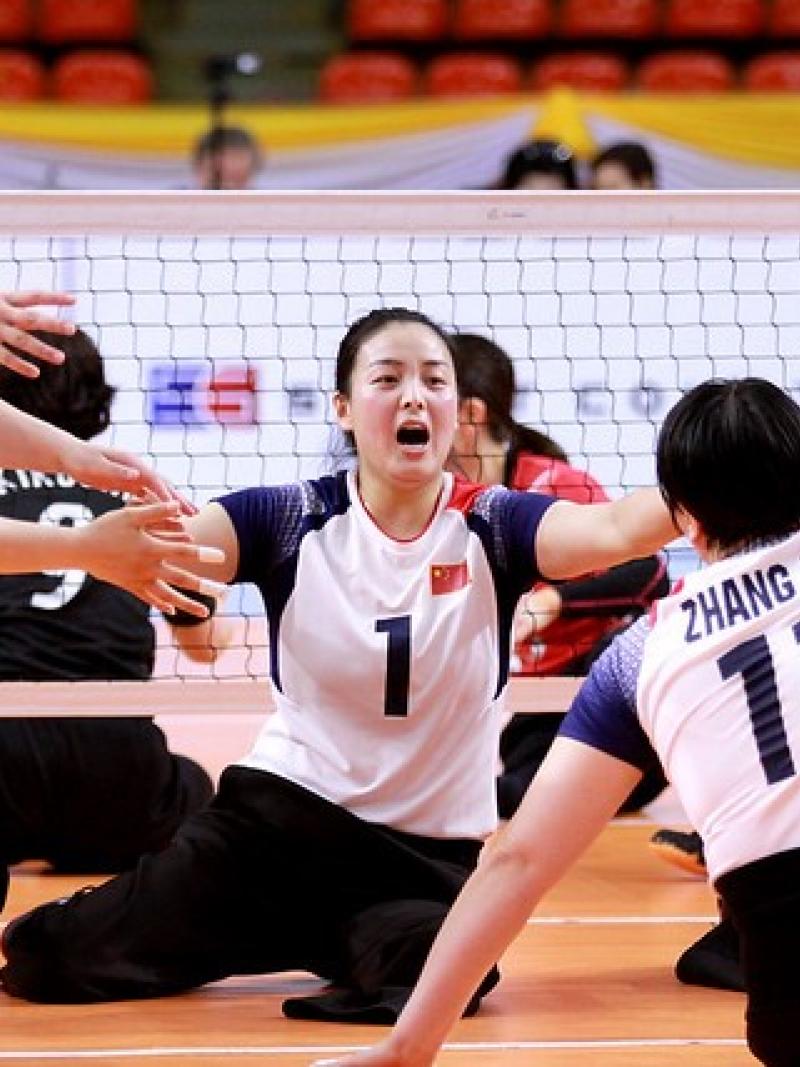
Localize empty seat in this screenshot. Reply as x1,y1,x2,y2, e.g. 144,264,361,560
0,47,43,99
770,0,800,36
744,51,800,89
0,0,31,42
452,0,551,39
52,50,153,103
347,0,448,41
560,0,660,39
425,53,523,96
531,52,630,90
38,0,137,43
637,50,736,89
664,0,764,38
319,52,417,102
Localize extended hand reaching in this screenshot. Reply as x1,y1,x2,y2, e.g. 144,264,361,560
75,501,226,616
0,290,76,377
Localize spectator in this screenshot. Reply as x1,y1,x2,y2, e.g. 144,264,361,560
590,141,657,190
498,139,578,191
0,327,213,881
449,333,669,817
191,125,263,190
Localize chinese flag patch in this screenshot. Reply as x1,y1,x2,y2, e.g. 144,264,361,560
430,561,469,595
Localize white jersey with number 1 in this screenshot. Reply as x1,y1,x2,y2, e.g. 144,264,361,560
218,470,555,841
561,528,800,882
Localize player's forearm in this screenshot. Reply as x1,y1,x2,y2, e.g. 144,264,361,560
607,488,677,561
383,850,544,1067
0,517,84,573
0,399,84,475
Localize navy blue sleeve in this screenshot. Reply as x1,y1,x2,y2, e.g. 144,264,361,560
495,488,558,591
558,617,659,772
216,484,302,586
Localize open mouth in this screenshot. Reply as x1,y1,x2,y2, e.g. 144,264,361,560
396,424,430,447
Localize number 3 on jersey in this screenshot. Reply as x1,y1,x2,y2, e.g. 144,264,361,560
30,502,94,611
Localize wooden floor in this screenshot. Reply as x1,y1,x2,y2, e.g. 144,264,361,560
0,819,756,1067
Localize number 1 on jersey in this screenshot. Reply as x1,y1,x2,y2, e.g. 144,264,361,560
376,615,411,717
718,628,798,785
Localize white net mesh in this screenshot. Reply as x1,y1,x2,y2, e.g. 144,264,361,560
1,191,798,706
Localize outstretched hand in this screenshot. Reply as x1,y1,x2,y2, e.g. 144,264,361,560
76,501,226,616
0,290,76,377
63,443,197,515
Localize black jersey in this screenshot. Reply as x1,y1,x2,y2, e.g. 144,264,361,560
0,469,154,680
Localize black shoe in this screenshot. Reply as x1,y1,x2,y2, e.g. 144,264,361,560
650,828,707,877
675,918,744,992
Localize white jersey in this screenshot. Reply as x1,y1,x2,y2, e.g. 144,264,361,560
218,470,553,840
560,529,800,881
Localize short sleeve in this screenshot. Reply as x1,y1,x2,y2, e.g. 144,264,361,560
216,483,303,585
558,618,659,772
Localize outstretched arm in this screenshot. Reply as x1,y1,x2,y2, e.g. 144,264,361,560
0,400,195,510
0,501,226,617
311,739,641,1067
535,488,678,582
515,554,669,644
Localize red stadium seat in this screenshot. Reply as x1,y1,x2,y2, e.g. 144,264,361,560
319,52,417,103
531,52,630,90
560,0,660,39
637,50,736,89
744,52,800,89
452,0,552,40
52,50,153,103
0,48,44,99
770,0,800,36
0,0,31,42
38,0,137,44
347,0,448,41
425,53,524,97
664,0,764,38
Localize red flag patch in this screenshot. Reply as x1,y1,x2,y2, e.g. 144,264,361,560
430,561,469,595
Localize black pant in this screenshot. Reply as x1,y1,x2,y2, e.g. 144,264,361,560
1,767,496,1021
0,718,212,884
718,848,800,1067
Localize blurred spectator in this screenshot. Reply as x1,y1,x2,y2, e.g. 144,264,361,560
191,125,263,190
590,141,657,190
498,139,578,190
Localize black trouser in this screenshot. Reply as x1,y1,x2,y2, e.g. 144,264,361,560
0,717,212,888
1,767,493,1021
717,848,800,1067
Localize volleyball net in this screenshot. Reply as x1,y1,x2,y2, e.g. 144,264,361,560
1,188,799,719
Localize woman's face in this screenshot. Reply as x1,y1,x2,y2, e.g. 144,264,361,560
335,322,458,492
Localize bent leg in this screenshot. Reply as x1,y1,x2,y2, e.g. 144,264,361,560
1,784,284,1002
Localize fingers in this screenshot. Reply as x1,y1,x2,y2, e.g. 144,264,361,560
106,453,196,515
3,290,76,312
145,579,213,618
160,561,227,598
0,292,77,377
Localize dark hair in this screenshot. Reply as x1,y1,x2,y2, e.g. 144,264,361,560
335,307,456,395
499,139,577,191
592,141,656,187
657,378,800,553
192,125,261,165
0,328,114,441
450,333,567,465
